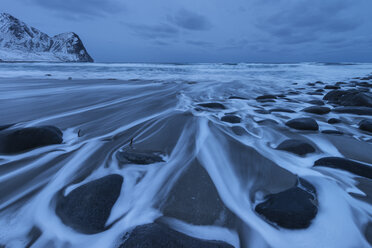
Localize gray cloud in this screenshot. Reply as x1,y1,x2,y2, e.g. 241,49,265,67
30,0,124,17
1,0,371,62
168,9,212,31
253,0,362,45
126,23,179,39
186,40,214,47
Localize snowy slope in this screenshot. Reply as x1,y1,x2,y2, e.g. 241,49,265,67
0,13,93,62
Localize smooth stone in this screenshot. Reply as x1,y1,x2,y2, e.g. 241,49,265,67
255,179,317,229
366,223,372,246
221,115,241,124
357,82,372,87
324,85,341,90
315,81,324,85
306,92,323,96
315,89,324,93
333,107,372,116
56,174,123,234
307,83,316,86
231,126,246,136
254,109,270,114
323,90,348,102
162,163,231,226
256,94,277,100
276,139,315,156
0,124,14,131
308,100,325,106
198,103,226,110
118,223,234,248
328,118,341,124
359,120,372,133
26,226,41,248
324,90,372,107
257,119,278,125
339,92,372,107
360,75,372,80
314,157,372,179
321,130,343,135
270,108,295,113
286,118,319,131
257,99,276,103
288,91,300,95
228,96,247,100
0,126,63,154
302,106,331,115
116,148,164,165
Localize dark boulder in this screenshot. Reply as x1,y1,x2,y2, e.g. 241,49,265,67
254,109,270,114
118,223,234,248
228,96,247,100
276,139,315,156
321,130,343,135
359,120,372,133
162,163,231,226
324,90,372,107
302,106,331,115
306,92,323,96
357,82,372,88
0,124,14,131
286,118,319,131
231,126,246,136
256,95,277,100
255,179,317,229
56,174,123,234
198,103,226,110
308,100,325,106
257,99,276,103
314,157,372,179
323,90,349,102
288,91,300,95
360,75,372,80
333,107,372,116
339,92,372,107
324,85,341,90
0,126,63,154
257,119,278,125
270,108,296,113
116,148,164,165
221,115,241,124
328,118,341,124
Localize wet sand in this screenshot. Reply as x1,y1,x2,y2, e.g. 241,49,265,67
0,76,371,247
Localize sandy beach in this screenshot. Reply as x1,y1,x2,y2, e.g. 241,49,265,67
0,63,371,247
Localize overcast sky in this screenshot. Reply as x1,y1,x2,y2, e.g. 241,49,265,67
1,0,372,63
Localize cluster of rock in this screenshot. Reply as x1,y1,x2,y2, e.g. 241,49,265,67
193,74,372,233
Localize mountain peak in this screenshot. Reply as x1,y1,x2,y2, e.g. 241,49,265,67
0,13,93,62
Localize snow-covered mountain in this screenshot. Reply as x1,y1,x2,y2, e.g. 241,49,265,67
0,13,93,62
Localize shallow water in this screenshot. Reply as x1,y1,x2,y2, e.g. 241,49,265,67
0,63,371,248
